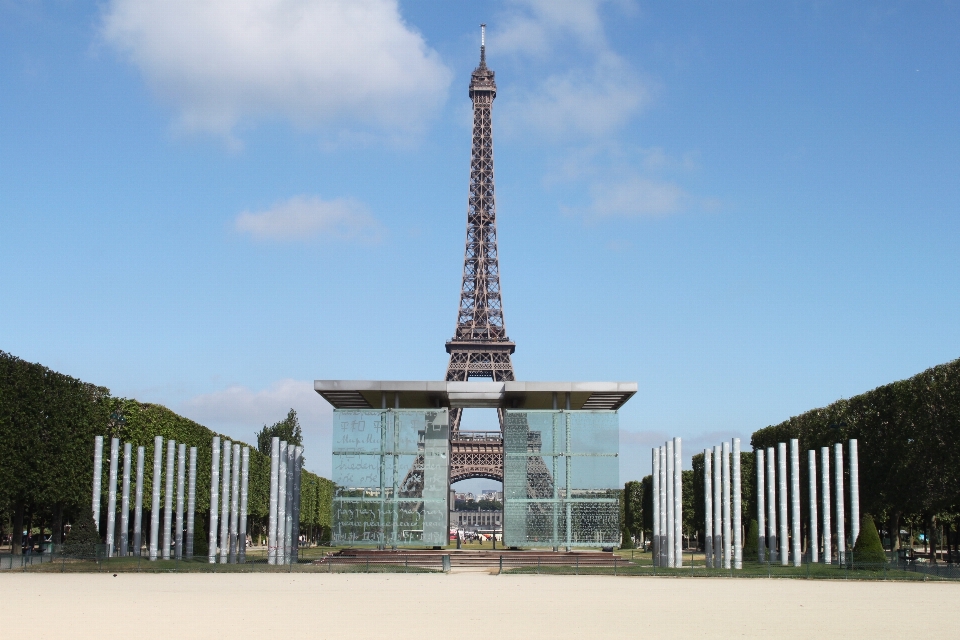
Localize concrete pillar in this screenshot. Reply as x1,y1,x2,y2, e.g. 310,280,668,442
269,437,280,565
239,447,249,563
721,441,731,569
277,441,288,564
778,442,788,565
219,440,232,564
652,448,660,567
712,445,722,565
808,449,818,564
658,446,667,567
107,437,119,558
732,438,742,569
673,437,682,567
790,439,801,567
163,439,175,560
285,443,295,564
92,436,104,532
150,436,162,561
834,443,845,564
187,446,197,558
292,446,303,562
175,443,185,559
665,440,675,568
766,446,777,562
756,448,765,562
133,446,144,556
120,443,131,557
821,447,831,564
229,442,240,563
704,449,713,568
208,436,220,563
849,439,860,547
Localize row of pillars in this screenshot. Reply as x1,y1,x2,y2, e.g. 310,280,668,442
651,437,682,567
267,437,303,565
703,439,743,569
207,437,251,564
756,439,859,566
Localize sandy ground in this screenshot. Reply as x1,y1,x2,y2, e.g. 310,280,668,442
2,573,958,638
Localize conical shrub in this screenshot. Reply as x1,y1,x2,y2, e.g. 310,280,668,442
853,514,887,568
742,519,759,558
63,510,101,558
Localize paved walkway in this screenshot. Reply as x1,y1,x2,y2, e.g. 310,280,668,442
3,573,958,638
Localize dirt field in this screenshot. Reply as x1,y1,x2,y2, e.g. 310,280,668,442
3,572,958,638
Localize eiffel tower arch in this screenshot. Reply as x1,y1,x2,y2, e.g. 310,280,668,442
445,26,511,484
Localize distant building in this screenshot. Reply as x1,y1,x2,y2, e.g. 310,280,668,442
480,490,503,502
451,510,501,530
454,492,476,502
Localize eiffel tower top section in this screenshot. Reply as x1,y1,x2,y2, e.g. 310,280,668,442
445,24,515,369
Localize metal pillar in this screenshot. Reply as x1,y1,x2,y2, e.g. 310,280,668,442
133,446,144,556
107,437,119,557
756,448,765,562
834,443,845,565
175,443,185,560
163,439,175,560
722,441,731,569
292,446,303,562
92,436,103,532
239,447,249,563
219,440,231,564
285,443,295,564
821,447,831,564
808,449,818,564
732,438,742,569
277,441,288,564
652,448,660,567
790,439,801,567
665,440,675,568
712,445,722,565
229,442,240,563
704,449,713,568
778,442,788,566
208,436,220,563
849,439,860,546
268,437,280,565
120,442,131,556
186,446,196,557
658,446,667,567
149,437,162,560
766,446,777,562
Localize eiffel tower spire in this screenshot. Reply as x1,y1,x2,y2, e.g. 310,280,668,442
445,25,516,432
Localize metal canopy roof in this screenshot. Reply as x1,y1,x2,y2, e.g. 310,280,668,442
314,380,637,411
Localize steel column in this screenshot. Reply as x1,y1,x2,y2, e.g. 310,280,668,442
107,437,119,557
722,441,731,569
713,445,722,565
766,446,777,562
133,445,144,556
659,446,667,567
732,438,742,569
849,439,860,547
777,442,788,565
268,437,279,565
665,440,675,568
175,442,185,559
285,443,295,564
92,436,103,533
239,446,249,563
673,437,682,567
790,439,801,567
808,449,818,564
229,443,240,563
150,436,162,561
187,446,196,557
219,440,231,564
292,446,303,561
834,443,845,564
163,439,175,560
704,449,713,568
821,447,831,564
208,436,220,563
120,442,131,556
277,441,288,564
756,448,765,562
652,448,660,567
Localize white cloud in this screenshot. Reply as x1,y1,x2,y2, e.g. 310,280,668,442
100,0,452,142
591,175,687,217
234,195,383,242
493,0,614,56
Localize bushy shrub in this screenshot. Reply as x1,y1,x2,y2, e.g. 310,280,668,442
853,514,887,567
63,510,101,558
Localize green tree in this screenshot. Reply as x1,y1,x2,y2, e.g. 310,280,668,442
743,519,759,558
853,514,887,567
256,409,304,462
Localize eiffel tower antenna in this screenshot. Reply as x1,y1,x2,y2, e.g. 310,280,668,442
445,25,515,433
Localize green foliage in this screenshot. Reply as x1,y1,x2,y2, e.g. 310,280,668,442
455,499,502,511
256,409,303,460
623,480,643,540
64,508,100,556
853,514,887,566
743,519,759,557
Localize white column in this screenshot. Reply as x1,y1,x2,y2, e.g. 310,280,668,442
133,446,144,556
229,442,240,563
92,436,104,532
790,439,801,567
808,450,818,564
239,447,249,563
277,441,288,564
658,446,667,567
269,437,280,565
175,443,185,559
834,443,845,565
778,442,788,565
652,448,660,567
107,437,119,557
208,436,220,563
187,446,197,557
849,439,860,547
120,443,131,557
821,447,831,564
665,440,675,568
673,437,682,567
766,446,777,562
150,436,162,561
756,449,766,562
721,441,731,569
219,440,232,564
712,445,722,564
704,449,713,568
163,439,175,560
292,446,303,561
285,443,295,564
732,438,742,569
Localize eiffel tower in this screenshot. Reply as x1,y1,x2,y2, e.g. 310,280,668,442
445,25,513,483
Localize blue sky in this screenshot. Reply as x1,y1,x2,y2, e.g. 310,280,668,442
2,1,959,485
